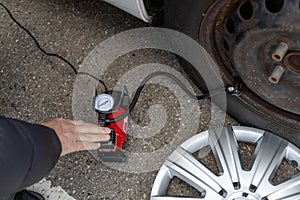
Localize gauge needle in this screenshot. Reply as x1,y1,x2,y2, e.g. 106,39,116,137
99,100,109,107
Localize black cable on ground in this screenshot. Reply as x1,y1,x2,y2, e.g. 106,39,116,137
0,2,108,92
1,1,238,124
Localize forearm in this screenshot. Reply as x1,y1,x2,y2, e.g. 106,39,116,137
0,116,61,197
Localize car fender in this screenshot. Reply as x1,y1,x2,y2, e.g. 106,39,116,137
103,0,152,22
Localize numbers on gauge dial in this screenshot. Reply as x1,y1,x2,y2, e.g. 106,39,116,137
95,94,114,111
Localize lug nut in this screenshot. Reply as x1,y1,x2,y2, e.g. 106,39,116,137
269,65,285,84
272,42,289,62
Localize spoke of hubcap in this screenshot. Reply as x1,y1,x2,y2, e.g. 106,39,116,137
151,166,174,196
166,147,224,199
209,127,242,190
151,127,300,200
251,133,288,192
263,174,300,200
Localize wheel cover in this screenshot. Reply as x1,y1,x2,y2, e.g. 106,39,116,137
199,0,300,116
151,126,300,199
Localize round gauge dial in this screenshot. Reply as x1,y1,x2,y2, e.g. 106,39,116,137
94,94,114,112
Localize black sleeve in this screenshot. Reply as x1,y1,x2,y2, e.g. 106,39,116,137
0,116,62,197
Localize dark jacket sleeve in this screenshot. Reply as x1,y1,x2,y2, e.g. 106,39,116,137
0,116,61,197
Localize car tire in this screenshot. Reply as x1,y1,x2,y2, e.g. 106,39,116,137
164,0,300,146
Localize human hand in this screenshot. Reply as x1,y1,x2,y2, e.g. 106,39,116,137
41,118,111,156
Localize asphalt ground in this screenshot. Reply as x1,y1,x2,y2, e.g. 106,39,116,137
0,0,298,199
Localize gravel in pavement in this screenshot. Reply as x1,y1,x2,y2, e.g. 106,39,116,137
2,1,296,200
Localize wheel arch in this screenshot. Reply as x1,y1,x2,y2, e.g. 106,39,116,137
164,0,214,38
103,0,152,22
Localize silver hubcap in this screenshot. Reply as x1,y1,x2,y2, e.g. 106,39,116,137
151,127,300,200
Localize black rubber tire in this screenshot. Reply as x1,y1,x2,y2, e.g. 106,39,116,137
164,0,300,146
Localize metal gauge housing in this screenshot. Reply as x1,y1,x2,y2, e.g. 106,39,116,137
94,94,114,112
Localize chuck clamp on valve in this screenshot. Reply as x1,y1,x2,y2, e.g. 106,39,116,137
227,85,242,97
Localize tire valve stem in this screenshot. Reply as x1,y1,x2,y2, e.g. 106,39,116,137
272,42,289,62
269,65,285,84
227,86,241,96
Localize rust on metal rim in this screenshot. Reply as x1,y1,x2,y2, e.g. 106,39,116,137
199,0,300,116
284,52,300,74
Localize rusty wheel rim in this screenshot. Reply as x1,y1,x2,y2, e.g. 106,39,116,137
199,0,300,116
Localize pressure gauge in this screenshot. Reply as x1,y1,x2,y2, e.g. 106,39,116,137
94,94,114,112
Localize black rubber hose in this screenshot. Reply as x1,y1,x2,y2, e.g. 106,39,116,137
106,71,228,123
